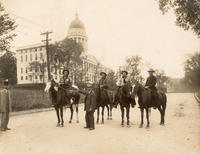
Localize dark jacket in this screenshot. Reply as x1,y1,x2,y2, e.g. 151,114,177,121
0,89,12,113
98,78,108,89
84,89,97,112
145,75,157,88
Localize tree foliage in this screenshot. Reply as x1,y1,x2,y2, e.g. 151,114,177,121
121,55,144,84
184,51,200,90
157,0,200,36
0,2,17,51
0,51,17,84
106,71,117,90
154,69,169,91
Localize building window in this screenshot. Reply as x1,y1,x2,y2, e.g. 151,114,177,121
30,66,32,72
35,67,38,73
21,55,23,62
35,76,37,79
40,75,43,80
25,76,28,80
29,76,32,81
40,53,43,60
21,68,23,74
40,47,42,51
21,76,23,80
35,53,37,60
30,54,32,61
35,48,37,51
25,67,27,73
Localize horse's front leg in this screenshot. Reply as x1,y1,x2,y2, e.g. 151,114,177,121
55,106,60,127
146,108,150,128
120,106,125,127
106,105,109,120
96,107,99,124
76,105,79,123
60,106,64,127
69,106,73,123
110,105,113,120
139,108,144,128
101,106,105,124
126,107,130,127
158,106,164,125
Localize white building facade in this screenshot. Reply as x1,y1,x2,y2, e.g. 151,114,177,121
16,13,111,84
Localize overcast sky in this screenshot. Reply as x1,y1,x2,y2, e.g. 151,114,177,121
2,0,200,78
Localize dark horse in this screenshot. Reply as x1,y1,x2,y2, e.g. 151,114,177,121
114,83,136,127
45,81,80,127
95,86,112,124
132,83,167,128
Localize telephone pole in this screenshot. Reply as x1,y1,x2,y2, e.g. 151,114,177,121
41,31,52,81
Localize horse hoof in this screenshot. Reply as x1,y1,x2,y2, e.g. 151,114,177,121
96,122,99,124
77,121,79,123
69,121,72,123
56,123,60,127
107,118,109,120
110,117,112,120
139,125,143,128
146,125,150,129
101,121,104,124
127,125,131,128
160,122,165,126
61,124,64,127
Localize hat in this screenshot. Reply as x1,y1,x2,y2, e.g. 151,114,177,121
121,71,128,75
3,79,8,86
62,69,69,74
148,69,155,72
100,72,107,76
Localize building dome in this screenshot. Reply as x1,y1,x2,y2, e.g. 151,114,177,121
69,13,85,29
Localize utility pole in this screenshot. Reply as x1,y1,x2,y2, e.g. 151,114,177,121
41,31,52,81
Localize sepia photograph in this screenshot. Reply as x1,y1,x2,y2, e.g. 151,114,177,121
0,0,200,154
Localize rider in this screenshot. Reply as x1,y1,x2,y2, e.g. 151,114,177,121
145,68,158,109
59,69,72,107
98,72,108,89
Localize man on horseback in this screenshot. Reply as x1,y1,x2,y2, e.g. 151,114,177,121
98,72,108,89
145,69,158,109
59,69,72,107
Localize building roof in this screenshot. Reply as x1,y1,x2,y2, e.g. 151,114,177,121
16,43,46,51
69,13,85,29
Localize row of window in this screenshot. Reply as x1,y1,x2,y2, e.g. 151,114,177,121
21,75,43,81
21,66,45,74
20,52,44,62
19,47,44,54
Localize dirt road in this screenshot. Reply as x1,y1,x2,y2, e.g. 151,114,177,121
0,93,199,154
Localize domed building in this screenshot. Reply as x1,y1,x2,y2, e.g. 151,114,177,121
15,12,111,85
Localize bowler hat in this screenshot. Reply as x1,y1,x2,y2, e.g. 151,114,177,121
148,68,155,72
121,71,128,75
100,72,107,76
63,69,69,74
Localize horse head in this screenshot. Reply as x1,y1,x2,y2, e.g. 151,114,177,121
44,80,58,93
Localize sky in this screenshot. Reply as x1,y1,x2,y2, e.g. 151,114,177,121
2,0,200,78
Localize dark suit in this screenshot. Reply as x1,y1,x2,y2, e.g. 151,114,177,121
84,89,97,129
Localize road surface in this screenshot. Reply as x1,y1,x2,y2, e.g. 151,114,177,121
0,93,200,154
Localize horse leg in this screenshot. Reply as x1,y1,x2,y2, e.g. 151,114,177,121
146,108,150,128
120,106,125,127
106,105,109,120
110,105,113,120
69,106,73,123
60,106,64,127
126,107,130,127
101,106,105,124
139,108,144,128
96,107,99,124
76,105,79,123
55,106,60,127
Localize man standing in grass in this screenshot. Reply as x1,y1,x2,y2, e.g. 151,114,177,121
0,79,12,131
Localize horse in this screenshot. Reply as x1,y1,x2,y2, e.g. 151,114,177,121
90,84,112,124
132,83,167,128
114,83,136,127
44,81,80,127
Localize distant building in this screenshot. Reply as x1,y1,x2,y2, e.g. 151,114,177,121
16,13,111,84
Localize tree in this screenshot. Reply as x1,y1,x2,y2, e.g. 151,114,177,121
0,51,17,84
157,0,200,36
121,55,144,84
184,51,200,90
0,2,17,51
106,71,117,90
155,69,169,92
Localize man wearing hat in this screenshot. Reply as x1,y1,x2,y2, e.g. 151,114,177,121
59,69,72,107
98,72,108,89
0,79,12,131
145,69,158,109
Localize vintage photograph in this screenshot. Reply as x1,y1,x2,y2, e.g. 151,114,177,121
0,0,200,154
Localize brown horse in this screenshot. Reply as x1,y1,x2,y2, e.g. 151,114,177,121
45,81,80,127
132,83,167,128
114,83,136,127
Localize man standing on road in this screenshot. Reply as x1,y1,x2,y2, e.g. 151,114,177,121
84,84,97,131
0,79,12,131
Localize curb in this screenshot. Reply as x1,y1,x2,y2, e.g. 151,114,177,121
194,93,200,103
10,107,55,117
